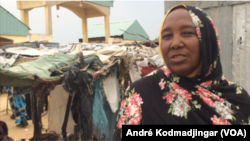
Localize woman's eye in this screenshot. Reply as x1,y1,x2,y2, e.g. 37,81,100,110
183,32,194,36
162,34,172,39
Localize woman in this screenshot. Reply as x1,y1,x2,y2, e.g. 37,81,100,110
113,4,250,140
6,87,29,127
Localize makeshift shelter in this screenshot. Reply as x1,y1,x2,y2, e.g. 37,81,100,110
0,40,163,140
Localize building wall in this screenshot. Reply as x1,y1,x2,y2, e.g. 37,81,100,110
0,37,13,47
0,34,53,44
28,34,53,42
0,35,28,43
164,1,250,93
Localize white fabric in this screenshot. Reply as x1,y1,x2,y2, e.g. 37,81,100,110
82,51,96,56
6,47,59,56
97,54,111,64
127,52,142,82
148,55,165,67
103,74,121,113
58,45,75,53
0,54,19,68
39,44,48,49
48,85,76,134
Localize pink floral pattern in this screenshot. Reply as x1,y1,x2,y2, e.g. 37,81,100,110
196,85,236,121
117,88,143,129
196,27,201,39
207,16,221,55
160,66,172,76
159,78,166,90
211,115,231,125
200,80,212,88
188,9,203,42
163,82,193,118
196,85,224,103
205,64,213,77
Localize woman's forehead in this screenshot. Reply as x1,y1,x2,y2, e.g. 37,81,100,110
164,8,193,25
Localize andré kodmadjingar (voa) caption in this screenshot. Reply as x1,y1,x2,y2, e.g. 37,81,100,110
125,129,247,138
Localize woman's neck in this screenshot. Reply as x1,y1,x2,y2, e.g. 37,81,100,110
186,61,202,78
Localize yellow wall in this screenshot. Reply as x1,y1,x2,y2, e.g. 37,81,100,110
29,34,53,42
0,34,53,43
123,40,141,43
17,1,46,10
0,35,28,43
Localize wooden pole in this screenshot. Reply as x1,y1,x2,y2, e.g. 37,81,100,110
31,90,40,136
74,125,77,140
62,94,73,140
36,90,45,135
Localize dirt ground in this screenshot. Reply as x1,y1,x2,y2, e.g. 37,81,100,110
0,93,49,140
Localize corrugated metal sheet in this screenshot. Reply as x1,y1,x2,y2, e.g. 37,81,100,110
88,20,148,41
0,6,30,36
88,1,113,7
202,6,233,82
232,3,250,93
164,1,250,93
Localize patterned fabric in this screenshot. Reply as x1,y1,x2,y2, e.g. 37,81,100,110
6,87,29,124
113,4,250,140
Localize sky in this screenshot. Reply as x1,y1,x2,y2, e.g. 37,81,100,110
0,0,164,45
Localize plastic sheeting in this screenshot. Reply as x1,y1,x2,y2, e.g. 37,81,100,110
0,53,79,87
92,77,109,140
148,55,165,67
0,54,19,68
103,66,120,113
92,66,121,140
48,85,76,134
5,47,59,57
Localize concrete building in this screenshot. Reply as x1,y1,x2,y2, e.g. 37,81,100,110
87,19,149,44
164,1,250,92
16,1,113,43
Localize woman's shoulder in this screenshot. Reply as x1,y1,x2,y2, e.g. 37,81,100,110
128,69,165,92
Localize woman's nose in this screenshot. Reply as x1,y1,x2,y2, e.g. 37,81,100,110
170,35,184,49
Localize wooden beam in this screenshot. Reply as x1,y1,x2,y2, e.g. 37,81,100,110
62,94,73,140
31,91,40,137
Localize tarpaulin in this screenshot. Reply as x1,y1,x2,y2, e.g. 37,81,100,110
0,54,104,87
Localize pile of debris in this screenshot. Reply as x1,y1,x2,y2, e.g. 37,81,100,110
0,39,164,140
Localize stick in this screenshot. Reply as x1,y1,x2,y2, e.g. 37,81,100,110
120,29,149,40
134,40,142,48
31,90,40,137
120,29,157,47
74,125,77,140
62,93,73,140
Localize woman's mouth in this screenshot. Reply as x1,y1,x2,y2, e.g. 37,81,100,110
170,55,187,63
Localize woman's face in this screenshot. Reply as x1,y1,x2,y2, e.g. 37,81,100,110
161,8,201,76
